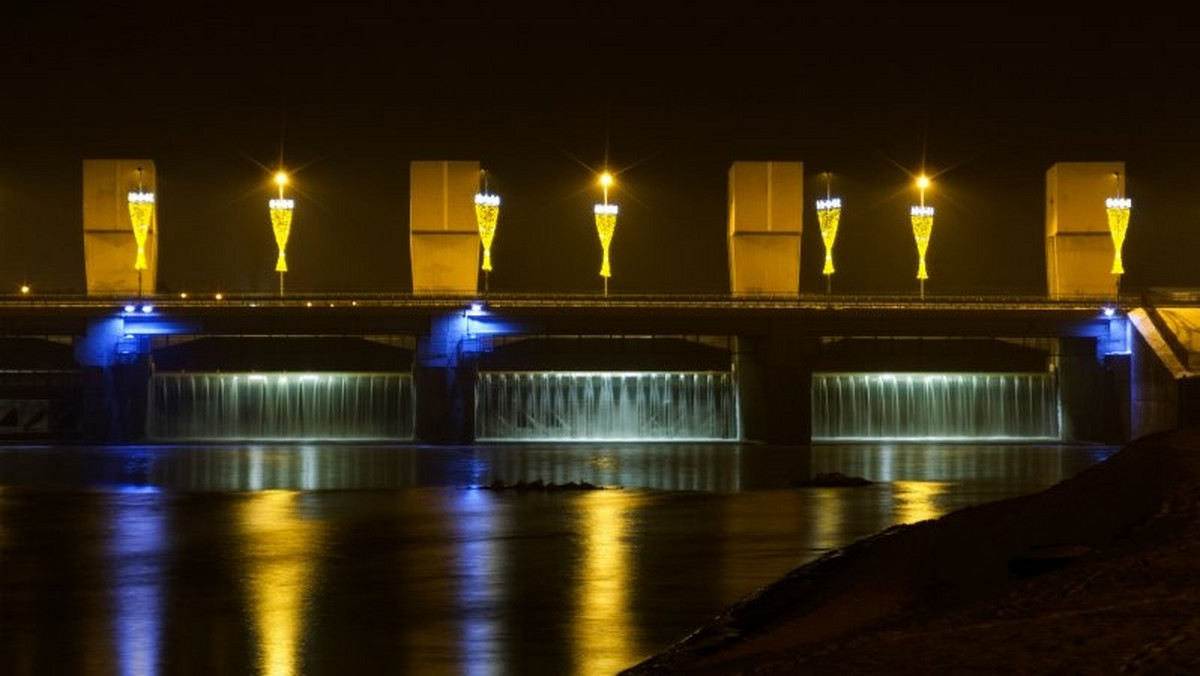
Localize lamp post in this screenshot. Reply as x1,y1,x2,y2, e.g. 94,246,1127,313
594,171,619,297
1106,172,1132,301
474,170,500,294
815,172,841,296
126,167,154,297
910,174,935,300
268,171,294,297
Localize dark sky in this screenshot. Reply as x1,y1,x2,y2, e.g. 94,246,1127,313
2,2,1197,296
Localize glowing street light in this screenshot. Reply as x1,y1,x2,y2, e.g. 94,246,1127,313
126,167,154,296
594,171,619,297
1106,171,1131,296
268,171,294,296
910,174,935,299
474,170,500,293
815,172,841,295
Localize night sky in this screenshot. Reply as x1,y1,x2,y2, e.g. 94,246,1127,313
2,3,1197,297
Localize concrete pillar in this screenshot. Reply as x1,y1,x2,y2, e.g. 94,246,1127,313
83,159,158,296
74,317,151,443
728,161,804,296
410,160,482,294
1045,161,1125,299
734,332,817,444
414,312,478,444
1057,336,1125,443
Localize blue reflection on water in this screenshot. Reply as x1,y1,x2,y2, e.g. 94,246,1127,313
107,494,166,676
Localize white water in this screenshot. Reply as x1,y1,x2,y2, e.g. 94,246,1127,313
475,371,737,441
812,372,1061,440
147,372,414,440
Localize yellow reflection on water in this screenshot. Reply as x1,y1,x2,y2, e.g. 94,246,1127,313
892,480,950,524
236,491,325,676
574,491,635,676
810,488,850,551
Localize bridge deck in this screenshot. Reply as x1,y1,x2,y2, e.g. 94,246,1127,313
0,292,1133,339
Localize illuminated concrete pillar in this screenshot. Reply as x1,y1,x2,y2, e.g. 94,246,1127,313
410,160,482,294
74,317,151,443
82,159,158,296
727,161,803,296
1045,161,1125,299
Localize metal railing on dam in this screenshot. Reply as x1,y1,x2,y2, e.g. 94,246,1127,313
0,291,1137,340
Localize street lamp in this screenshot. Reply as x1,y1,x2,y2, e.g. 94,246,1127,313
1106,172,1132,299
910,174,935,299
594,171,619,297
815,172,841,295
474,170,500,293
268,170,294,296
126,167,154,297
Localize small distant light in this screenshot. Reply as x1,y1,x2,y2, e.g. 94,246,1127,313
19,285,30,295
179,292,188,299
215,293,224,301
1103,306,1117,318
124,304,137,313
140,304,154,313
306,301,313,307
471,302,483,313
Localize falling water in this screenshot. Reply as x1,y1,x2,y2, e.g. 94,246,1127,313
811,372,1060,440
475,371,737,441
148,372,414,441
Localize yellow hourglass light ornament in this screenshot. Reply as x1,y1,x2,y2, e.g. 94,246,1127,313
594,171,618,296
1105,197,1131,275
127,190,154,272
594,203,619,279
269,197,294,273
910,204,935,287
816,197,841,276
268,171,293,296
474,192,500,273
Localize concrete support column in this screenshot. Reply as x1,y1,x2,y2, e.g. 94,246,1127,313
74,318,151,443
410,160,482,295
1057,336,1124,443
83,159,158,296
728,161,804,296
1045,161,1125,300
735,332,818,445
414,312,478,444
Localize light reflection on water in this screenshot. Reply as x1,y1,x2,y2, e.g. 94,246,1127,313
0,442,1118,676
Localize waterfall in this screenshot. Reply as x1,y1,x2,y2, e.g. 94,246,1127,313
475,371,736,441
148,372,414,441
811,372,1060,440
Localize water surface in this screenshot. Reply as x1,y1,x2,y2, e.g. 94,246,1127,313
0,442,1117,675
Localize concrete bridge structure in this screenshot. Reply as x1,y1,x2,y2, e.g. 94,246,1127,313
0,159,1194,446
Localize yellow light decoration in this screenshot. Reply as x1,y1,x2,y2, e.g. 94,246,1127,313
594,203,619,278
127,190,154,271
910,205,935,281
1105,197,1131,275
474,193,500,272
269,198,294,272
816,197,841,276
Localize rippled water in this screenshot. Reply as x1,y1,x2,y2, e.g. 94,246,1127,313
0,442,1118,675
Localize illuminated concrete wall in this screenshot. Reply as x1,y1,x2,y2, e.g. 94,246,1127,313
410,160,481,294
1046,161,1125,299
727,161,803,295
82,159,157,296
